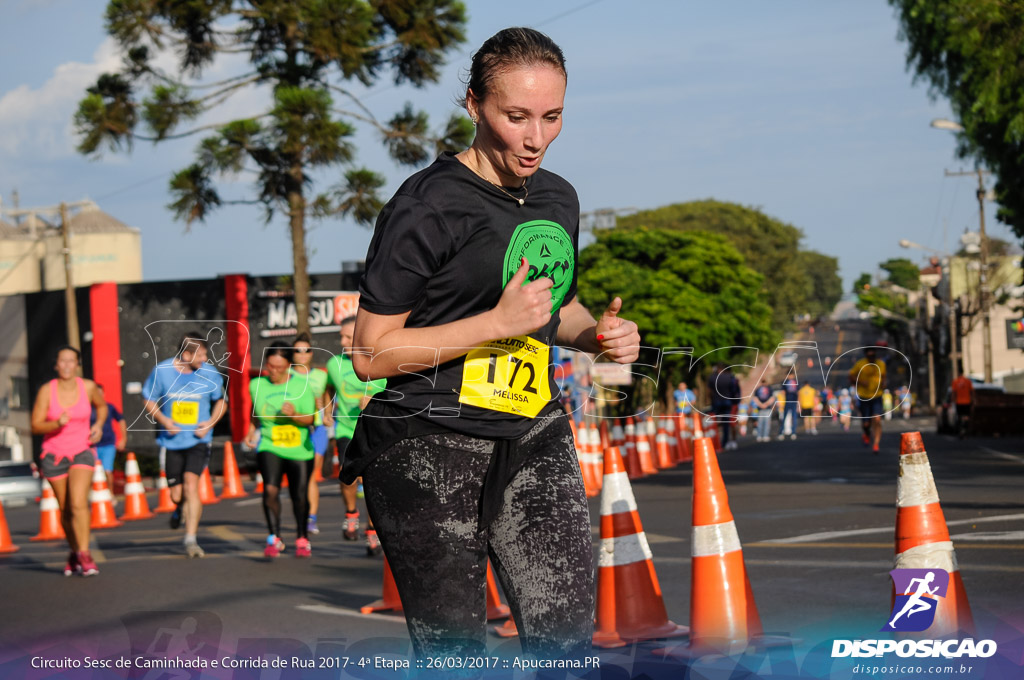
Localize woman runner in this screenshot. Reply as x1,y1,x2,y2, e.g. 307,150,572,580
244,342,316,558
30,346,107,576
347,27,640,662
290,332,329,535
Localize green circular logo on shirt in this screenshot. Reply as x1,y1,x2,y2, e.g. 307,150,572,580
502,220,575,309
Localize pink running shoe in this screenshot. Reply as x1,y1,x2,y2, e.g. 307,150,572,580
63,550,80,577
264,537,285,558
78,551,99,577
294,537,312,558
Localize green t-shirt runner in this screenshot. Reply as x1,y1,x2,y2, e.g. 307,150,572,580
250,375,316,460
326,354,386,439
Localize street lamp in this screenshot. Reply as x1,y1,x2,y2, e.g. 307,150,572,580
929,118,994,383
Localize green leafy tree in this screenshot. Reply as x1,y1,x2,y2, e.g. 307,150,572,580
616,200,815,330
855,265,916,337
74,0,470,334
854,272,872,293
879,257,920,290
890,0,1024,240
797,251,843,319
578,227,778,406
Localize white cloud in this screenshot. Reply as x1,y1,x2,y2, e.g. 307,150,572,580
0,38,121,157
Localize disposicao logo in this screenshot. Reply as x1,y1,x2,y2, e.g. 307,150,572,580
882,568,948,632
831,567,998,660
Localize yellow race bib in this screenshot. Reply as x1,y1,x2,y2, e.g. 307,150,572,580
459,336,551,418
171,401,199,425
271,425,302,448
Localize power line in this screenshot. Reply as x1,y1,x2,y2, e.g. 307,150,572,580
94,172,171,201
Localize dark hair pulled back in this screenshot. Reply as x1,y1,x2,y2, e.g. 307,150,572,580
461,27,566,107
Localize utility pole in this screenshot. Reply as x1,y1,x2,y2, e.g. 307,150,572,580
60,202,81,351
1,199,92,349
945,168,993,383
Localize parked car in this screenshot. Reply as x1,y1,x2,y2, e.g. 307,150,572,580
936,383,1005,434
778,351,799,368
0,460,41,507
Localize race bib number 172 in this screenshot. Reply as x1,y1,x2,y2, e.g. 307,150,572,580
459,336,551,418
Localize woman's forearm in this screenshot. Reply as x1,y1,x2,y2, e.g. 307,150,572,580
353,310,506,380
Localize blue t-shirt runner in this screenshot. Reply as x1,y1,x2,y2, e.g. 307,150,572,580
142,359,225,450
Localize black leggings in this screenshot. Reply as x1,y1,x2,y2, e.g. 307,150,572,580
362,415,594,661
257,451,313,540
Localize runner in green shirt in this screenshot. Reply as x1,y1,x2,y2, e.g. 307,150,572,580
291,332,330,535
244,342,316,558
325,316,386,555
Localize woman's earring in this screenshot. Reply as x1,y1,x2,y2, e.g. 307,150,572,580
471,118,477,126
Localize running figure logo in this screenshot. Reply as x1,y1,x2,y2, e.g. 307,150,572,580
882,568,950,632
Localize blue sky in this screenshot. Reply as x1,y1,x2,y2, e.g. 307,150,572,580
0,0,1015,292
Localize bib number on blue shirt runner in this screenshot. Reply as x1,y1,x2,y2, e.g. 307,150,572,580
171,401,199,425
459,336,551,418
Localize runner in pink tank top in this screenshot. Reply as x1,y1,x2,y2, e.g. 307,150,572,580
31,346,106,576
42,377,93,461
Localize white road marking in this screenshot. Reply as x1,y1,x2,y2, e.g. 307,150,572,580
762,512,1024,544
978,446,1024,464
297,604,408,624
949,531,1024,542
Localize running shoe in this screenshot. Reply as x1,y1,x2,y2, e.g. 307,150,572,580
78,551,99,577
295,537,312,558
264,536,285,558
357,482,365,499
63,550,80,577
307,515,320,535
873,444,880,455
343,512,360,541
169,506,182,530
790,434,797,440
185,542,205,559
862,432,870,446
366,530,382,557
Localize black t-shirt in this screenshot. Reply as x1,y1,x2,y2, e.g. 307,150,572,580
346,152,580,480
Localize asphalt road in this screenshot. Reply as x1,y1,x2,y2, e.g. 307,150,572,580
1,413,1021,679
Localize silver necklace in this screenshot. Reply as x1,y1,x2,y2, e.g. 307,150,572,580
488,178,528,206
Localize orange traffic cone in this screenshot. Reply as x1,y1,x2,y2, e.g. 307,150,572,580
704,416,719,452
219,442,248,499
90,461,123,529
585,422,604,496
154,470,176,513
686,437,762,654
592,445,688,648
197,467,220,505
893,432,974,636
623,418,644,480
0,499,20,553
654,423,675,469
610,418,625,447
664,416,679,465
119,453,155,521
362,557,404,614
31,478,66,542
486,561,511,620
574,422,593,497
635,418,659,476
599,420,610,452
677,414,693,463
255,472,264,494
494,618,519,637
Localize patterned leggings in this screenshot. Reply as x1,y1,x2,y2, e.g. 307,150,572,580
362,414,594,661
